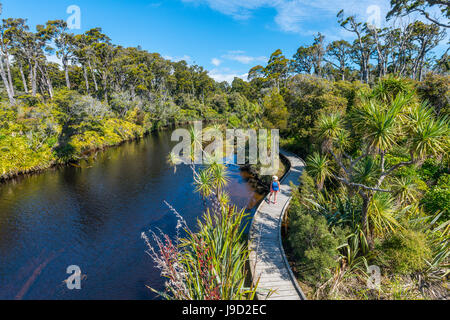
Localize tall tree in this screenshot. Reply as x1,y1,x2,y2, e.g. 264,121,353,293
264,49,289,91
292,46,314,75
72,34,91,94
40,20,75,89
410,20,446,80
326,40,352,80
292,33,326,77
311,33,326,77
386,22,415,76
84,28,109,93
248,65,265,81
367,26,390,78
3,18,29,93
0,13,16,103
93,39,115,103
338,10,373,83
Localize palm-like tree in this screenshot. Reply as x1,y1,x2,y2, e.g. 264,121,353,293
351,93,409,154
206,123,224,133
371,76,412,103
353,157,379,187
392,176,419,205
335,129,351,153
368,193,400,237
194,168,213,200
408,103,449,161
167,152,182,173
316,113,343,152
306,152,333,191
218,191,231,209
316,90,448,246
208,163,230,197
189,124,204,162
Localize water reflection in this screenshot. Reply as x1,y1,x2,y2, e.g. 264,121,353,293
0,130,263,300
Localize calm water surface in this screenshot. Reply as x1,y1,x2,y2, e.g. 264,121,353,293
0,129,263,300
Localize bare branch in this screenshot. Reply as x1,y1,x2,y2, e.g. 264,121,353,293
351,151,369,168
381,159,415,178
329,149,351,177
333,174,392,193
416,8,450,28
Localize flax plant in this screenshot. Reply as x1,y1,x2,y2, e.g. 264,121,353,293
142,202,259,300
143,127,258,300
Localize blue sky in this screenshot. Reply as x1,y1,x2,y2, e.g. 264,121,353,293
3,0,447,82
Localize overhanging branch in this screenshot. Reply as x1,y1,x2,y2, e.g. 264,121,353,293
333,174,392,193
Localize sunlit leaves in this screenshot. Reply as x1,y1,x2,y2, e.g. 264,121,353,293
368,193,401,237
407,103,449,159
306,152,333,191
350,94,409,153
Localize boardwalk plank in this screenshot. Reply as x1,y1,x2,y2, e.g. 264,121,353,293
249,150,307,301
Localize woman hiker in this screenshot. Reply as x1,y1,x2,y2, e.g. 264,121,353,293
268,176,280,204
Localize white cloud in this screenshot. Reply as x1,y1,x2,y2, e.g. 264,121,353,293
211,58,222,66
164,54,192,62
208,68,248,83
221,51,267,64
207,52,266,83
182,0,392,34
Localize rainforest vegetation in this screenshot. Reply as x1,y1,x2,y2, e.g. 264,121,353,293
0,0,448,300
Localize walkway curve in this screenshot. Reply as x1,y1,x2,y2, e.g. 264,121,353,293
249,150,307,300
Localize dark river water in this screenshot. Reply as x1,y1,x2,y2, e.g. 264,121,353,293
0,129,263,300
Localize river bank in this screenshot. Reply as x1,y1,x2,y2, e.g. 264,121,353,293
0,118,214,183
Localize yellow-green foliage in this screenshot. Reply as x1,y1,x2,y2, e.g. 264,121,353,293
106,119,144,140
69,119,145,154
71,130,106,154
0,134,54,176
262,89,289,129
380,229,432,275
126,107,147,127
0,102,58,178
0,98,146,179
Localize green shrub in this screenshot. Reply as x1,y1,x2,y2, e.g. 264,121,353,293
288,207,339,283
371,76,414,102
421,173,449,221
416,73,450,117
422,189,449,221
437,174,450,187
418,158,448,183
227,115,241,128
380,230,432,275
17,94,43,107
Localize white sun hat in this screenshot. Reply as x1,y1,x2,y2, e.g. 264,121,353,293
273,176,279,181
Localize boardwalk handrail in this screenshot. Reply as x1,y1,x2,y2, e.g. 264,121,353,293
249,150,307,300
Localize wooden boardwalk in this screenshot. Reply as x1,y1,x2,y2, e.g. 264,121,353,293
249,150,306,300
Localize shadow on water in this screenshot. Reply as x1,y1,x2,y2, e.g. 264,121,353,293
0,130,263,300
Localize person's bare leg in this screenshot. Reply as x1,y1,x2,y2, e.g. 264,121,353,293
274,192,278,204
